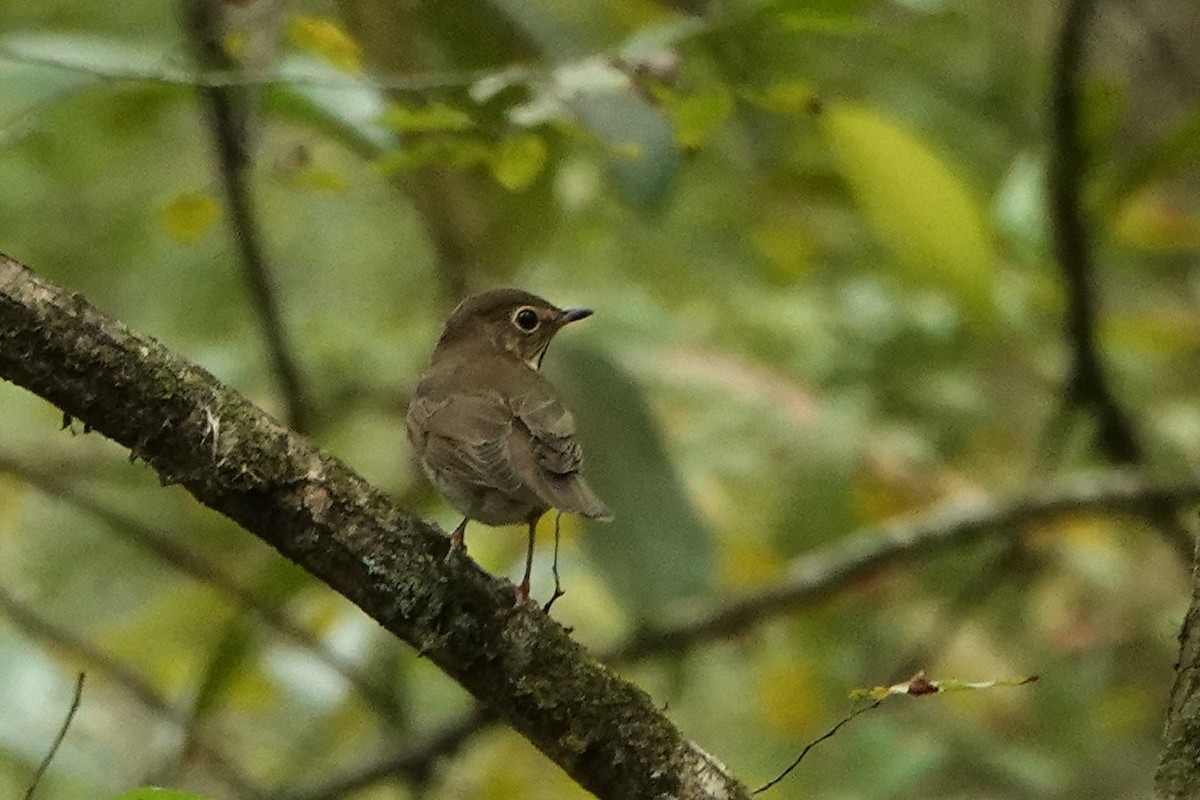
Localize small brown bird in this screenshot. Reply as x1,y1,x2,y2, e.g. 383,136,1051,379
406,288,613,603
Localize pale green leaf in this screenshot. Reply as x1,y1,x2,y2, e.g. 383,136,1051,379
821,102,996,314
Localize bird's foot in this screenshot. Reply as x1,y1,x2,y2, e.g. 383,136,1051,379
542,586,565,615
514,580,532,606
444,523,466,564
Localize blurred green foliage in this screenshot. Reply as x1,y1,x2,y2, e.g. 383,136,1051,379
0,0,1198,798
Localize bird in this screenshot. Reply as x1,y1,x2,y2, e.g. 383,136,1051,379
406,288,613,604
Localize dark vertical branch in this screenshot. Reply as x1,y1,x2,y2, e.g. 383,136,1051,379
180,0,312,432
1046,0,1194,562
1048,0,1143,465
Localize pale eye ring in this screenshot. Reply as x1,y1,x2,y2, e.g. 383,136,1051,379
513,306,540,332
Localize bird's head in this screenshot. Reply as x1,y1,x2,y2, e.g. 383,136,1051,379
435,288,593,370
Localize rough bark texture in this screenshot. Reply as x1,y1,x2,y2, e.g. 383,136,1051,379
0,253,750,800
1157,542,1200,798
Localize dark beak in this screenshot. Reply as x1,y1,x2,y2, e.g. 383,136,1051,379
561,307,593,324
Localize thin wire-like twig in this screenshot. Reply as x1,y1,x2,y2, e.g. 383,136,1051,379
543,512,566,614
753,699,884,794
23,672,86,800
0,582,265,797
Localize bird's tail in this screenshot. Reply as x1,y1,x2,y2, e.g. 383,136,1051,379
544,475,613,522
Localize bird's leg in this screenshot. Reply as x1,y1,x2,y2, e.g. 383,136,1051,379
515,514,539,604
542,511,566,614
445,517,468,563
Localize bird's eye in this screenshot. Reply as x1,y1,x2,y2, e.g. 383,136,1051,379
513,307,540,332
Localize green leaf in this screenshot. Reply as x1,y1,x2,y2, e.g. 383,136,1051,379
821,102,996,315
658,88,734,150
547,344,712,619
489,134,548,191
160,191,220,244
114,790,214,800
375,136,492,175
379,101,475,133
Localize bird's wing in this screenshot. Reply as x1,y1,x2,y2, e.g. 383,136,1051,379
509,389,583,476
407,392,525,495
510,388,613,521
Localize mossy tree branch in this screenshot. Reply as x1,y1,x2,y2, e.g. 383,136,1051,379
0,253,750,800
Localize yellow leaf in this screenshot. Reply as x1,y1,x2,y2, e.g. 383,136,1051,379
160,191,220,244
822,102,996,316
287,14,361,72
490,135,548,191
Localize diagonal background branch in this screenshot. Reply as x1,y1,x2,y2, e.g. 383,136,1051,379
288,469,1200,799
0,582,264,796
0,456,402,721
0,252,750,800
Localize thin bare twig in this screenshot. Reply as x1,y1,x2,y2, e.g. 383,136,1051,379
0,582,264,797
753,699,884,794
23,672,85,800
180,0,312,432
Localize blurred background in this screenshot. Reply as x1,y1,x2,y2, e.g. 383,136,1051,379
1,0,1199,797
